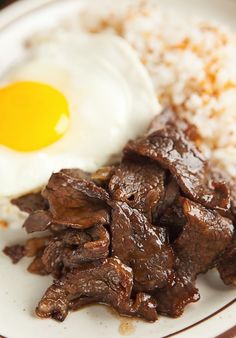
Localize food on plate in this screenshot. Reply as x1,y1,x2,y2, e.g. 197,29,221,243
124,110,230,211
1,0,236,329
2,0,236,226
4,110,235,322
0,33,159,197
0,29,160,229
78,0,236,177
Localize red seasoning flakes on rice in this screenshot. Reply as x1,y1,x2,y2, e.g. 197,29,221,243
79,0,236,176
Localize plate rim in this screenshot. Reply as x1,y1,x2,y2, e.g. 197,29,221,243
0,1,235,337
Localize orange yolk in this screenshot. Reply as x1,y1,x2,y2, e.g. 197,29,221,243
0,81,70,152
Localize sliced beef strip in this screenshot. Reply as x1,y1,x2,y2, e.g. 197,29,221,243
155,177,179,220
40,247,66,278
206,168,235,219
50,224,68,233
36,258,158,322
60,168,90,180
217,234,236,286
91,165,117,188
49,205,109,230
3,236,51,271
154,268,200,318
24,236,52,257
154,197,233,317
36,282,69,322
110,201,175,291
217,171,236,221
43,170,109,204
124,125,230,211
61,225,110,268
27,250,49,276
11,192,48,213
147,107,200,143
42,225,110,275
69,291,157,322
41,239,64,278
23,210,52,233
42,171,110,229
229,181,236,221
109,159,165,220
174,198,234,277
3,244,25,264
62,229,91,246
159,199,186,243
69,224,110,261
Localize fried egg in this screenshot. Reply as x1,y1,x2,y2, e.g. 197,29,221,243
0,33,160,197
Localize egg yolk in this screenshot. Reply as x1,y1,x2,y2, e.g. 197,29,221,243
0,81,70,152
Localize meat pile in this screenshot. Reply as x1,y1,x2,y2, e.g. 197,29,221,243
4,109,236,322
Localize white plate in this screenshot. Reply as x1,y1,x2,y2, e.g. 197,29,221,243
0,1,235,338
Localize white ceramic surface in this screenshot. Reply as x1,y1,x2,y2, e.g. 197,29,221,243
0,1,235,338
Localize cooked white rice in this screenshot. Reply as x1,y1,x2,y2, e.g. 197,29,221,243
77,0,236,177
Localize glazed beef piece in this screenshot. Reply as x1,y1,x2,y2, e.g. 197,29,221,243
27,251,49,276
110,201,175,291
4,236,52,274
147,107,200,143
38,170,110,230
175,198,234,277
41,239,64,277
224,177,236,222
207,168,235,219
36,258,158,322
229,182,236,220
154,197,233,317
44,169,109,203
155,269,200,317
69,289,157,322
3,244,25,264
124,125,230,212
24,236,52,257
41,225,110,276
217,235,236,286
11,192,48,213
109,159,165,220
23,210,52,233
91,165,117,188
155,177,179,220
159,199,186,243
59,168,90,180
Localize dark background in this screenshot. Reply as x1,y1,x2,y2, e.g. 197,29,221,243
0,0,17,10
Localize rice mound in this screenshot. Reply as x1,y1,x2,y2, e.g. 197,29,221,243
79,0,236,177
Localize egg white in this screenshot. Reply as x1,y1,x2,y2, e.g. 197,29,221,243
0,33,160,197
